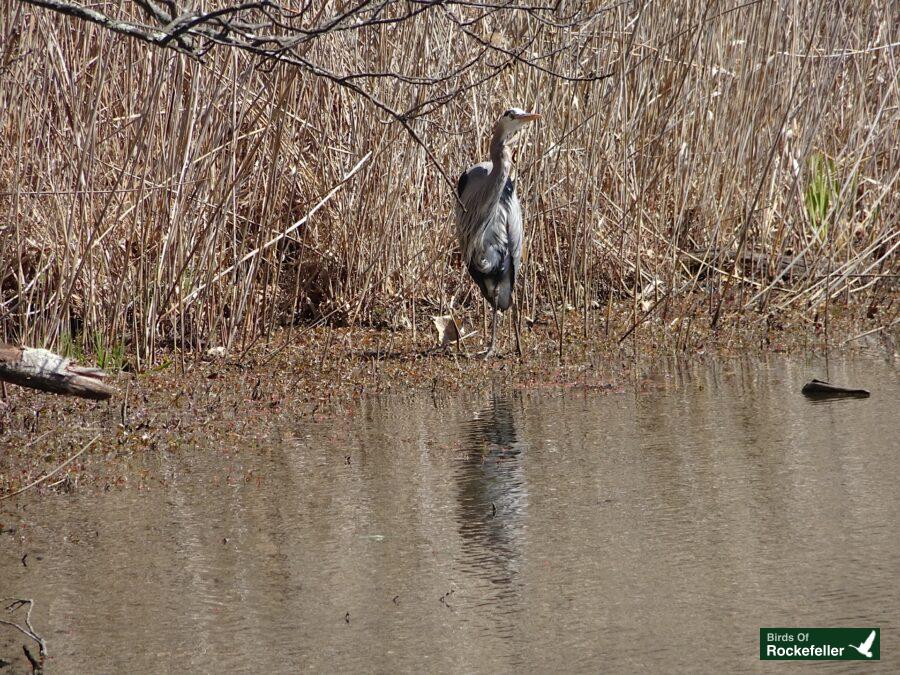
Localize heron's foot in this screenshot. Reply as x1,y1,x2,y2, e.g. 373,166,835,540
476,346,496,360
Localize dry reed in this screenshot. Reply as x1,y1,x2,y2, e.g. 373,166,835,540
1,1,897,368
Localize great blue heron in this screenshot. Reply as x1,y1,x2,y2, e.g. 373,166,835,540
455,107,540,357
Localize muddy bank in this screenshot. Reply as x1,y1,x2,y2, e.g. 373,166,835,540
0,311,895,497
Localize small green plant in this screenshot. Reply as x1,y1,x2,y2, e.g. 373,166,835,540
92,332,126,372
804,153,838,241
59,332,85,361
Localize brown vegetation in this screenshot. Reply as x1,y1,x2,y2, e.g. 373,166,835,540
1,1,897,369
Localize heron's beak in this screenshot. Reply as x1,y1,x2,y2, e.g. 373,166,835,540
518,112,541,122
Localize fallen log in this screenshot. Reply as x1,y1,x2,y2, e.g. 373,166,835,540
0,344,115,400
801,378,870,399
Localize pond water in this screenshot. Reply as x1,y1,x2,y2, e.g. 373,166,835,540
2,355,898,672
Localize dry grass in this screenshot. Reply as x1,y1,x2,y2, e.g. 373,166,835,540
1,1,897,369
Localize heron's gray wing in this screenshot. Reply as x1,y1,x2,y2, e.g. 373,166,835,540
454,162,492,258
471,177,520,311
504,178,523,268
502,178,523,304
456,163,491,204
454,163,523,310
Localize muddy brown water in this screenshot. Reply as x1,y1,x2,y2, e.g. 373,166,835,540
2,355,898,673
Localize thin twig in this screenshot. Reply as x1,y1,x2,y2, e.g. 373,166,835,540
840,318,900,346
0,435,100,502
164,152,372,317
1,598,48,658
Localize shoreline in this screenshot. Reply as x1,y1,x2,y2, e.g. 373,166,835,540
1,312,896,497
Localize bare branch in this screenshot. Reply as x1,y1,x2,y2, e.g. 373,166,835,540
0,436,100,502
0,599,47,660
19,0,197,54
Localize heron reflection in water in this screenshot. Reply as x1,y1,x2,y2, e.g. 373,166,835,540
453,393,528,642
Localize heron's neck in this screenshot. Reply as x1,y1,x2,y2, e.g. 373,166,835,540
489,131,511,177
484,130,512,213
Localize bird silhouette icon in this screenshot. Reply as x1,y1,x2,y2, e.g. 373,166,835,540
849,630,876,658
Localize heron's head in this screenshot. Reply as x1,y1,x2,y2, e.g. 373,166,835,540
494,107,541,141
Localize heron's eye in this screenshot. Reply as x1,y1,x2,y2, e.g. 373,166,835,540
504,109,514,118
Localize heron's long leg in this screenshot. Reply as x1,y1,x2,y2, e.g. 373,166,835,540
482,307,497,358
512,297,523,358
486,307,497,356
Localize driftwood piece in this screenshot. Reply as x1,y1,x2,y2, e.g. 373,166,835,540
0,344,114,400
801,378,870,399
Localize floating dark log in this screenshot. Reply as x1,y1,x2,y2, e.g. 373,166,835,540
0,344,114,400
801,378,870,399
